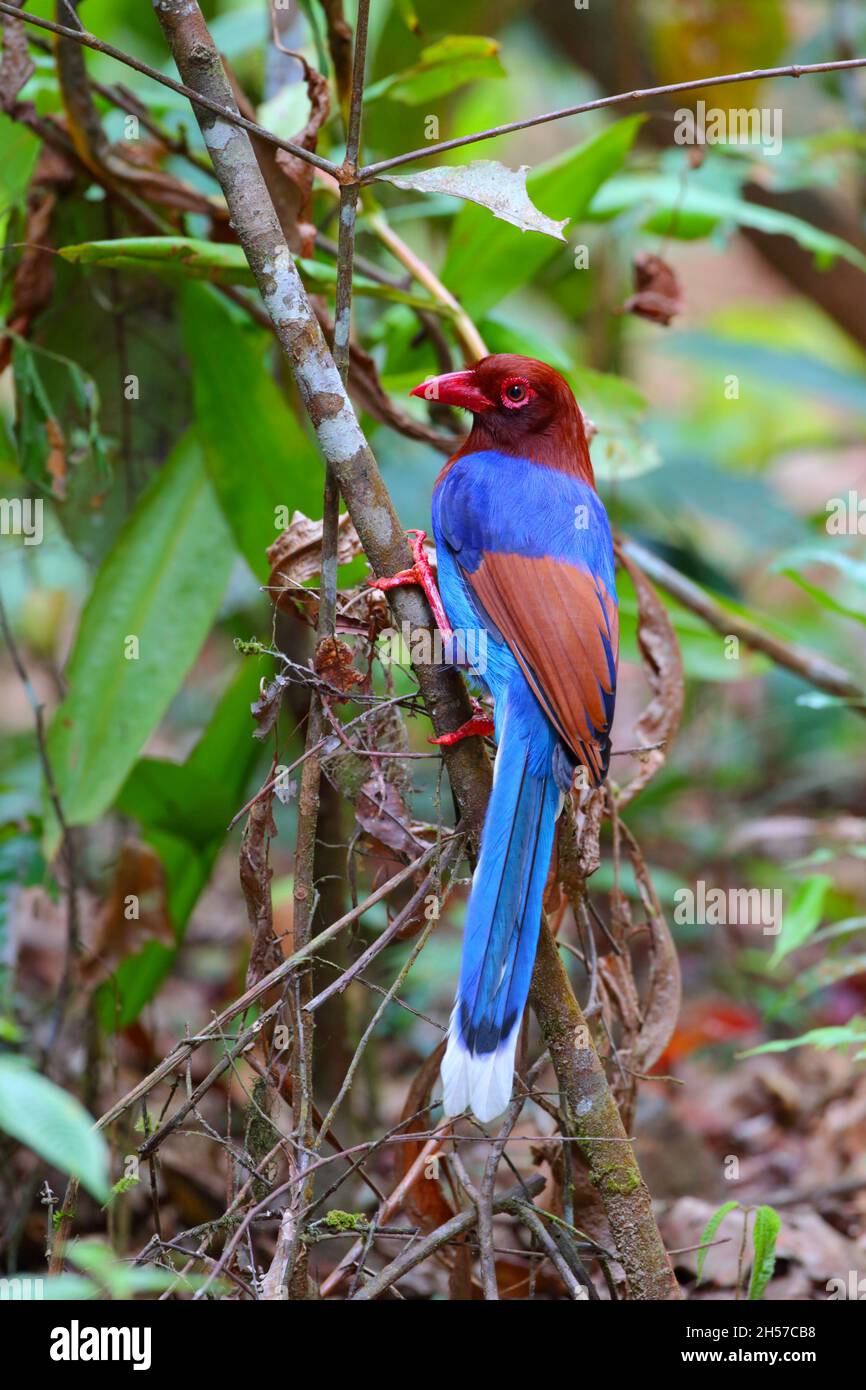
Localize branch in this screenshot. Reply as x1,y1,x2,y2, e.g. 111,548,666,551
528,926,680,1300
351,1176,545,1301
359,56,866,179
368,208,487,364
285,0,371,1298
0,2,342,177
619,536,866,715
101,843,446,1131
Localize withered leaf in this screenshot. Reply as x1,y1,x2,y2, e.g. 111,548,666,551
315,635,365,698
251,674,288,741
621,823,682,1076
378,161,568,241
0,147,76,375
397,1042,455,1232
44,417,67,500
82,840,173,983
0,6,35,113
267,509,363,613
614,541,684,808
356,774,419,858
621,251,683,326
240,765,278,989
273,55,330,257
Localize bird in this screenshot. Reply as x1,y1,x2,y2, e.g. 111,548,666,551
375,354,618,1123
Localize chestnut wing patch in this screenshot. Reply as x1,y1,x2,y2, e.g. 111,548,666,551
468,552,618,781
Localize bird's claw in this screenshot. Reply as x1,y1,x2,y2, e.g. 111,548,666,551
429,699,495,746
368,529,452,638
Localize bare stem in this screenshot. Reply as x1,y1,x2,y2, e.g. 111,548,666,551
0,1,341,176
368,209,488,363
619,536,866,715
359,56,866,179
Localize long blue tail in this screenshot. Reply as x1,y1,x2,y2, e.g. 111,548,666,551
442,688,560,1122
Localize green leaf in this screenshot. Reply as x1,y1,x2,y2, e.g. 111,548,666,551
0,116,40,216
0,821,42,1008
100,661,266,1028
10,338,108,493
663,334,866,417
392,0,421,33
571,367,661,480
379,161,568,240
58,238,442,312
772,545,866,627
0,1057,109,1199
767,874,832,969
442,117,642,319
62,1239,221,1297
365,36,505,105
697,1200,740,1284
741,1020,866,1057
784,951,866,1004
180,282,323,579
38,1274,99,1300
747,1205,781,1301
590,173,866,272
47,435,234,834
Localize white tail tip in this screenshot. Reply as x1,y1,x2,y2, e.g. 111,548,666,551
440,1013,518,1124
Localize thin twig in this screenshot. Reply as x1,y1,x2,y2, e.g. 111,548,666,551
0,2,342,176
449,1147,498,1300
619,536,866,715
0,593,80,1047
368,208,488,363
97,842,447,1132
303,832,465,1014
359,56,866,179
350,1176,545,1301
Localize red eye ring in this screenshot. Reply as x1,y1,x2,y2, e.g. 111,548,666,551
501,376,533,409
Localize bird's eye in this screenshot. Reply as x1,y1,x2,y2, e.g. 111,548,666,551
501,378,531,408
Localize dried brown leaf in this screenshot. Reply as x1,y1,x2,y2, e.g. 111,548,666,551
621,824,682,1076
0,147,76,375
82,840,172,983
315,634,365,696
621,251,684,325
240,759,278,989
614,541,684,807
44,417,67,500
273,56,330,257
356,773,419,859
396,1042,455,1234
0,5,34,113
267,509,363,613
250,675,288,741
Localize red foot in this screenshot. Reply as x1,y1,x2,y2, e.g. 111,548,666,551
429,700,495,746
429,715,495,746
369,529,452,639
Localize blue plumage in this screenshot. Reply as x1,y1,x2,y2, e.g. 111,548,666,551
380,355,619,1121
433,449,617,1121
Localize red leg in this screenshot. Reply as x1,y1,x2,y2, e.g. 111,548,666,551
369,529,452,639
429,698,495,746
